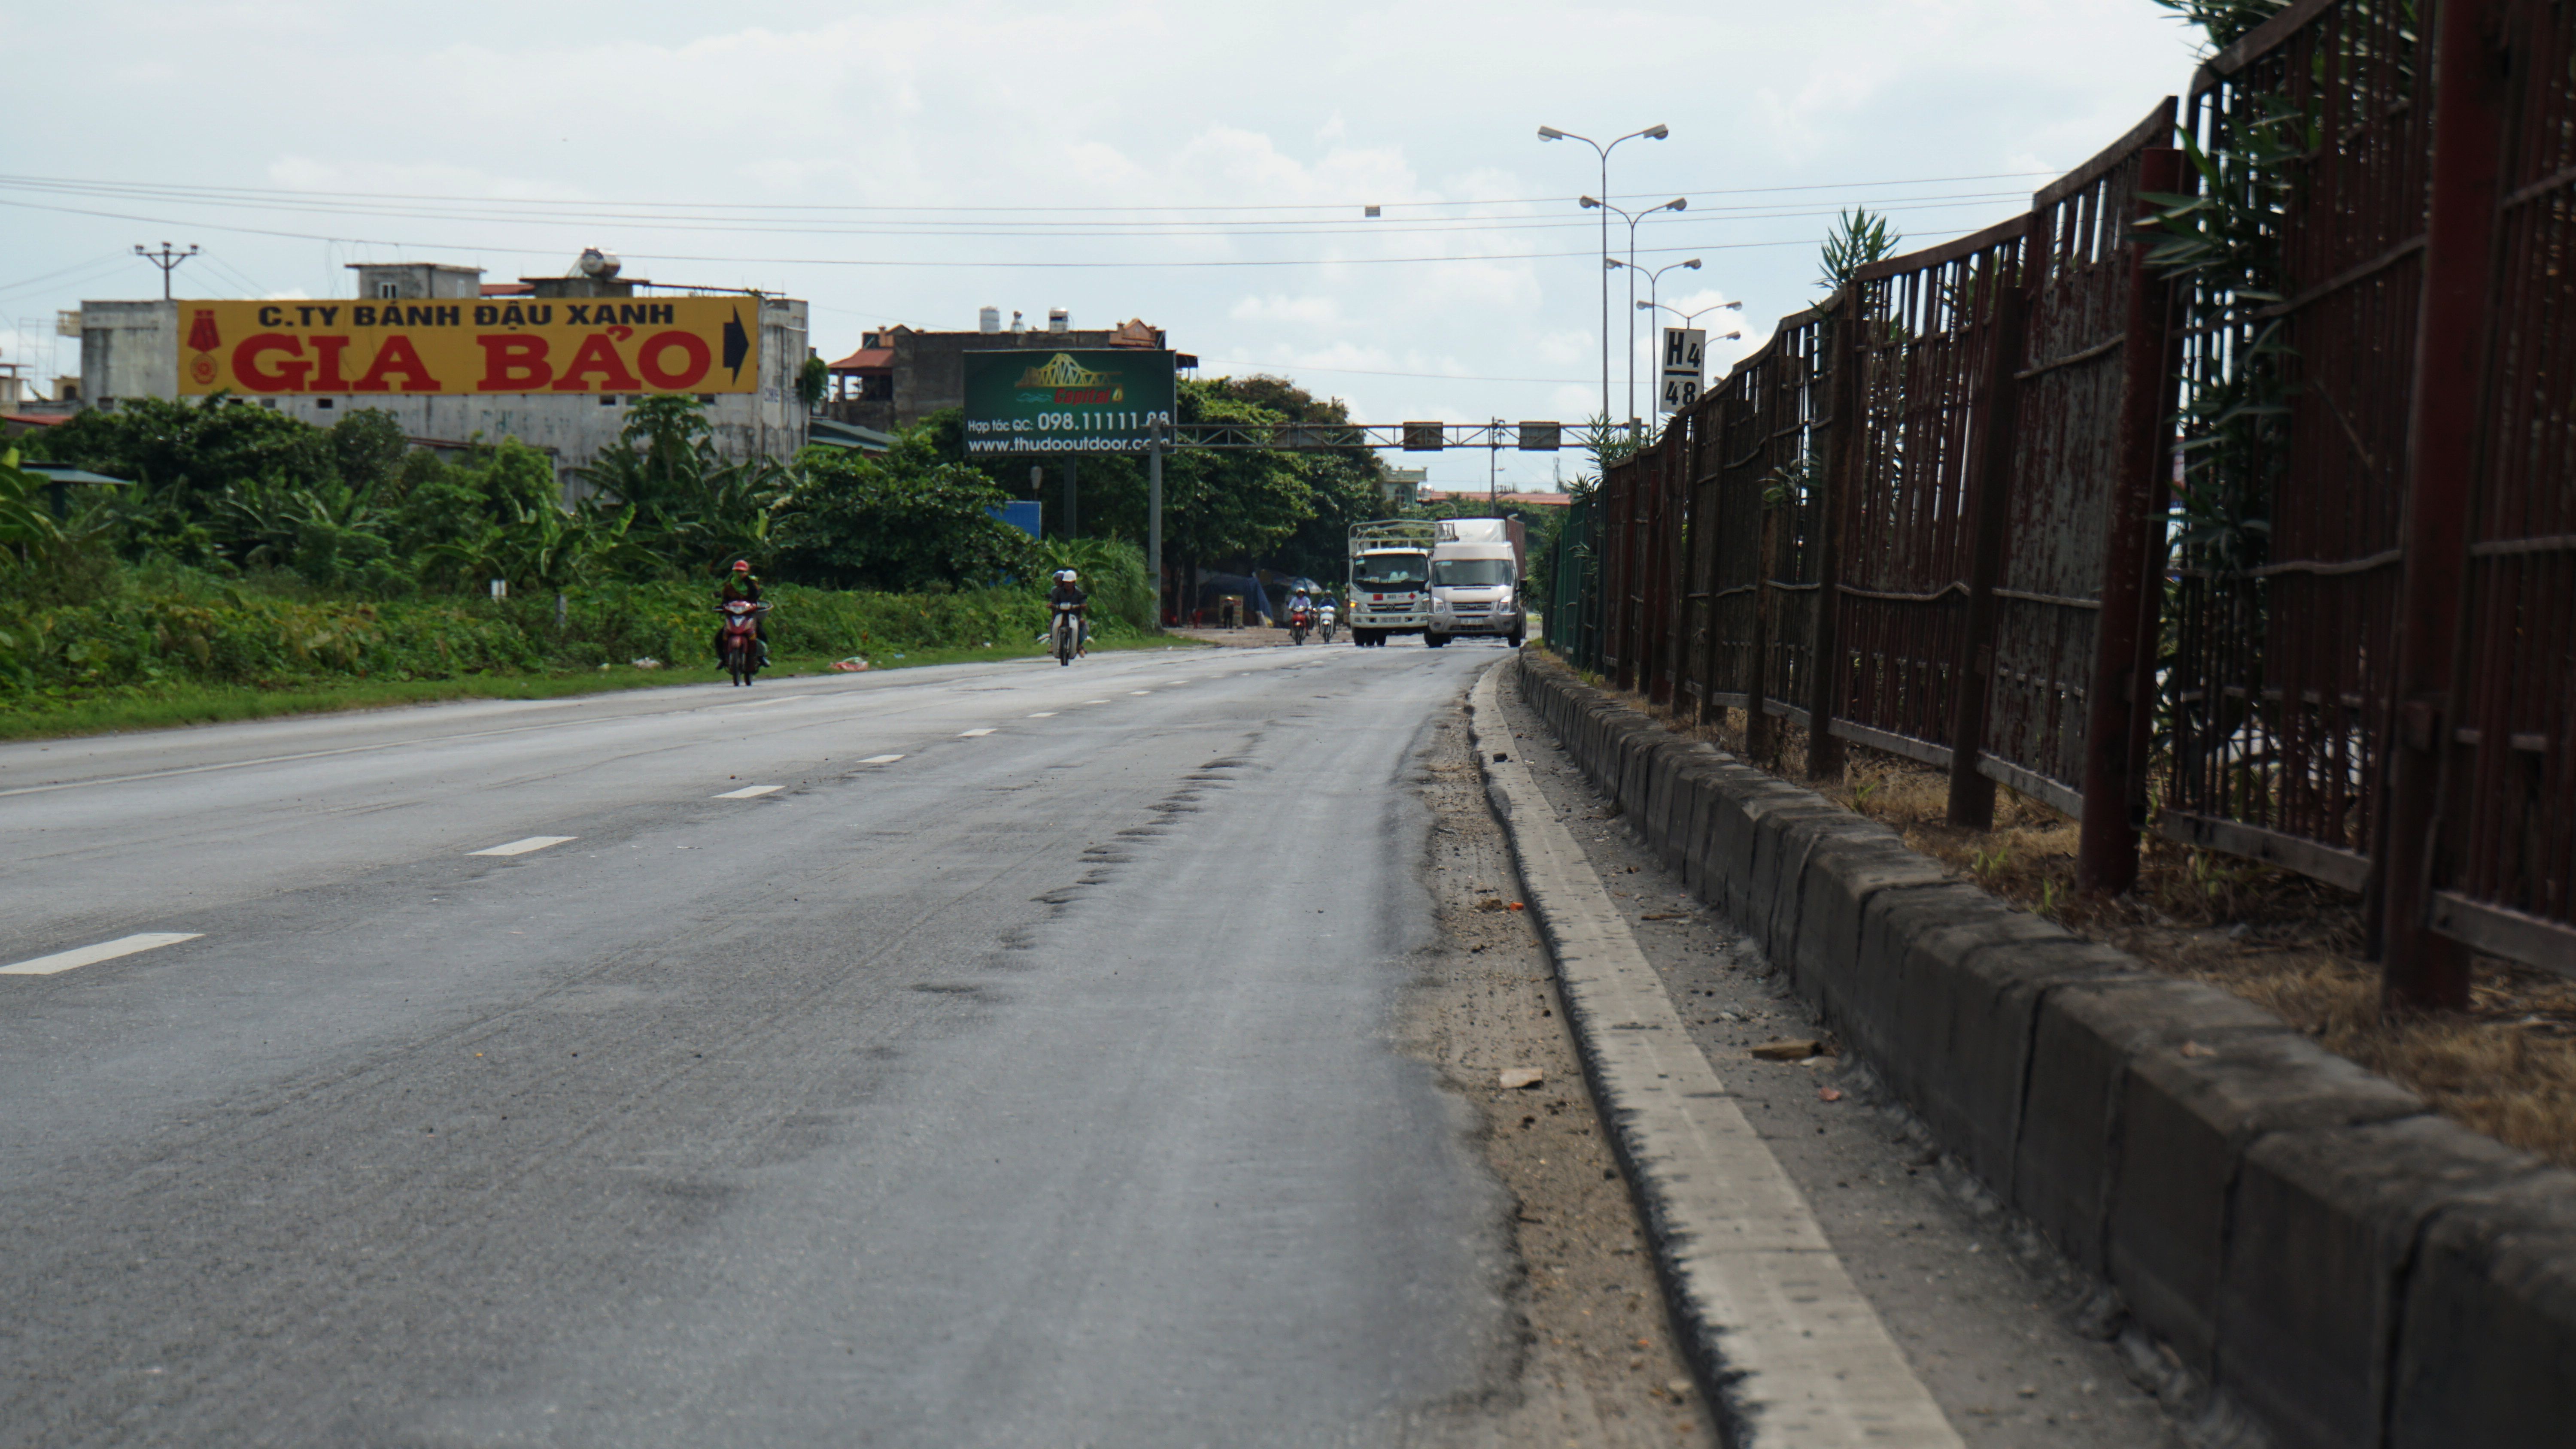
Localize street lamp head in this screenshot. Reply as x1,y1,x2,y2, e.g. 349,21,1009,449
1720,331,1743,341
1684,258,1702,270
1643,124,1671,139
1724,300,1744,309
1663,197,1688,213
1605,258,1624,270
1538,126,1566,141
1636,300,1656,310
1579,195,1601,209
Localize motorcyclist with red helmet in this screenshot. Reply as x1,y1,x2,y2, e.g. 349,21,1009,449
713,559,769,667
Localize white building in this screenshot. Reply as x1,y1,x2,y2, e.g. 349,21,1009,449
75,260,809,474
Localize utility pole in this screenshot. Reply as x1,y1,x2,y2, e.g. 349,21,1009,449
134,243,199,300
1148,425,1165,631
1063,457,1078,540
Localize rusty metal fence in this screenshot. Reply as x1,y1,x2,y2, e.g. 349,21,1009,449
1576,0,2576,995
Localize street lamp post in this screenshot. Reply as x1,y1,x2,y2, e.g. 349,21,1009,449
1537,123,1668,431
1594,197,1687,435
1637,258,1702,349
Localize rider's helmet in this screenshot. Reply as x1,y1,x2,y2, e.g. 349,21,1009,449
732,560,751,573
1054,569,1079,584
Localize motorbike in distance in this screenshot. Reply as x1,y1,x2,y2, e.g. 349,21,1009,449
718,600,770,685
1288,601,1312,646
1318,601,1337,644
1051,601,1083,666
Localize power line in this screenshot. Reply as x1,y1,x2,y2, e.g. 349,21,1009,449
0,175,2029,240
1198,360,1599,385
0,168,2063,217
0,195,1975,270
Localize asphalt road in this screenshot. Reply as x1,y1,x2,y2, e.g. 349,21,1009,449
0,643,1524,1447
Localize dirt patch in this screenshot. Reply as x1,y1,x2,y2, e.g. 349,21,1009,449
1398,699,1715,1447
1538,650,2576,1171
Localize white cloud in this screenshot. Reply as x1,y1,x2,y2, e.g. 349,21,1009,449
6,0,2203,485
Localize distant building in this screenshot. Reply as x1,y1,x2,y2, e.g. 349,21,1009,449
822,309,1184,434
1417,488,1573,508
71,258,810,474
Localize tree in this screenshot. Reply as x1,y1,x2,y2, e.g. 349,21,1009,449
767,429,1039,593
574,396,784,574
1818,208,1903,294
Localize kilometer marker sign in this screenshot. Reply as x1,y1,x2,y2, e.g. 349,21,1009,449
174,297,759,396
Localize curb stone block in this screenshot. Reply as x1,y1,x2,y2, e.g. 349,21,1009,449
1580,710,1614,787
2111,1029,2429,1377
1748,803,1859,963
1792,835,1949,1020
2389,1170,2576,1449
2011,976,2280,1274
1668,761,1729,884
1845,883,1993,1080
1616,728,1654,816
1882,909,2088,1179
1607,724,1638,807
1918,935,2132,1192
2218,1116,2527,1449
1708,782,1814,925
1677,767,1722,895
1643,743,1678,859
1643,741,1697,864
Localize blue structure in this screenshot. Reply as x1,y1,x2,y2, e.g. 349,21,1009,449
988,501,1043,540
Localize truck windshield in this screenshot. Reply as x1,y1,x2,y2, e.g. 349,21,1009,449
1354,554,1428,588
1433,558,1516,588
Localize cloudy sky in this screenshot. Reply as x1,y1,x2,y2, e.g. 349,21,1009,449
2,0,2207,490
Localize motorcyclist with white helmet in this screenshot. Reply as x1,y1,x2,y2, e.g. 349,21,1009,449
1047,568,1090,658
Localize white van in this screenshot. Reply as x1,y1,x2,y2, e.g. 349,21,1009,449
1425,518,1526,648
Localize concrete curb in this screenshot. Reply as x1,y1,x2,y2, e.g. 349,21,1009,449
1466,664,1962,1448
1502,649,2576,1448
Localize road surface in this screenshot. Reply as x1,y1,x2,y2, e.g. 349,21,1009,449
0,645,1524,1446
0,640,2187,1448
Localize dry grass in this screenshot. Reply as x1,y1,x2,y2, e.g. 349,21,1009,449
1549,655,2576,1169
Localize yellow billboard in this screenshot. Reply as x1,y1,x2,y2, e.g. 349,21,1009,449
174,297,759,396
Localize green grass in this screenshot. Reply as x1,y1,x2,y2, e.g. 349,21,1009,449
0,634,1210,743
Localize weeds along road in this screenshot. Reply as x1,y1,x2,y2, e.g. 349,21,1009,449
0,642,1558,1446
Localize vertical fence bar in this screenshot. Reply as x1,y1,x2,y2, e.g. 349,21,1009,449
1807,289,1856,780
1649,437,1681,706
1944,238,2032,828
1749,498,1779,761
2382,0,2512,1008
2078,142,2187,891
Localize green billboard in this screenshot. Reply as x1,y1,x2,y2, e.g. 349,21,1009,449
960,348,1177,455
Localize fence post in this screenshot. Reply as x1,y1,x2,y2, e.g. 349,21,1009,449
1944,235,2033,828
1646,441,1677,706
1804,291,1859,780
1610,464,1637,691
1748,494,1779,763
2380,0,2512,1012
1694,406,1726,726
2077,144,2186,893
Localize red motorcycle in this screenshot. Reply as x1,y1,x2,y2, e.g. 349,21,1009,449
1288,601,1312,646
718,600,770,685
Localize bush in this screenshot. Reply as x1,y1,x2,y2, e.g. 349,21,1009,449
0,564,1142,708
768,445,1039,594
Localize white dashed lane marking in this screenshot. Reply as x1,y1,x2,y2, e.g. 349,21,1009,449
469,836,576,858
2,932,204,976
958,728,995,737
713,785,782,799
858,754,905,764
1027,712,1056,718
